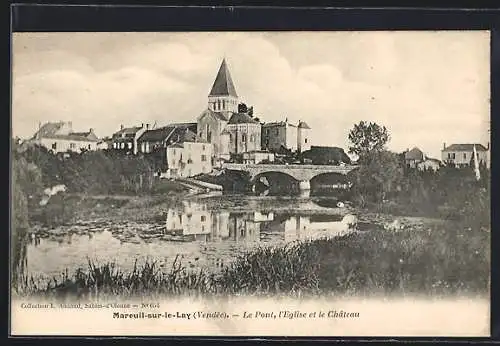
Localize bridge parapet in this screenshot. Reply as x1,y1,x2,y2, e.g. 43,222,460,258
222,163,358,182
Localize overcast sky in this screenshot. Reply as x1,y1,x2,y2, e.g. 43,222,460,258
12,31,490,159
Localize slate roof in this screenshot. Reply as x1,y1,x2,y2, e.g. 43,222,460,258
138,125,205,144
138,126,177,142
298,121,311,129
209,59,238,97
404,147,424,160
228,113,260,125
443,144,488,151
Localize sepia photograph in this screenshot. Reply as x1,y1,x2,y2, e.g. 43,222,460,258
10,31,490,336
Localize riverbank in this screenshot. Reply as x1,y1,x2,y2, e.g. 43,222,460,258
17,214,489,299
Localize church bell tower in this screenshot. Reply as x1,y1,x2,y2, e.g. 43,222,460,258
208,58,239,113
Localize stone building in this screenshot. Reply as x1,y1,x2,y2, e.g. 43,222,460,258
261,119,311,153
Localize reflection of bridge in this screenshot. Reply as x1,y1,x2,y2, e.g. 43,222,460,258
222,163,359,192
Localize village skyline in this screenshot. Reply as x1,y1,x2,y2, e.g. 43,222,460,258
12,31,490,159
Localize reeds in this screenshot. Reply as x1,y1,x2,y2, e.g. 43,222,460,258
19,222,489,299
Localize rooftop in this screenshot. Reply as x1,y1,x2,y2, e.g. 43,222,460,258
443,144,488,151
228,112,260,125
209,59,238,97
404,147,424,160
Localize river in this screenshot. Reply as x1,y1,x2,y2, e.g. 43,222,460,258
23,192,370,280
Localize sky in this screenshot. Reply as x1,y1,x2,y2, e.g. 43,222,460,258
12,31,490,159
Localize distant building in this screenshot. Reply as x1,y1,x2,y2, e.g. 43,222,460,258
261,119,311,153
404,147,425,168
417,158,442,172
31,121,100,153
441,143,490,168
301,146,351,165
111,124,148,154
164,129,212,178
242,150,275,164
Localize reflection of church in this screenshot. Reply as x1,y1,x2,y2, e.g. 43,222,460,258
165,203,274,242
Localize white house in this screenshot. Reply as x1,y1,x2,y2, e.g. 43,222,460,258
31,121,100,153
164,129,213,178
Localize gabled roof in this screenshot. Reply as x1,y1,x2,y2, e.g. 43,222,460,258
113,126,144,137
209,59,238,97
198,109,230,122
138,126,177,142
228,113,260,125
139,125,205,144
443,144,488,151
298,121,311,129
304,146,351,164
404,147,424,160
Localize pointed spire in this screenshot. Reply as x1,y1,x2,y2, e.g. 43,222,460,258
209,58,238,97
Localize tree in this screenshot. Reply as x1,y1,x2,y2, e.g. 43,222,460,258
348,121,390,161
238,103,248,113
349,150,405,206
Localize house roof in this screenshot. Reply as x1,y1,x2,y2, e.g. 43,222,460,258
138,123,198,143
304,146,351,164
404,147,424,160
262,121,296,128
228,112,260,125
139,125,205,144
33,122,100,142
209,59,238,97
298,121,311,129
113,126,143,136
443,144,488,151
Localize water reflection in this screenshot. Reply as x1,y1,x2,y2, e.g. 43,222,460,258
24,199,359,279
163,200,356,243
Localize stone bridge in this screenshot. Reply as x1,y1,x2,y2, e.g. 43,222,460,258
221,163,358,191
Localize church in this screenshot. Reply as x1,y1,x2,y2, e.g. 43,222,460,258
197,59,262,164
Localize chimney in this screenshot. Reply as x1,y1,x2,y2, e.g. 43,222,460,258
89,128,94,134
141,123,144,128
120,124,124,130
443,142,446,150
146,124,150,130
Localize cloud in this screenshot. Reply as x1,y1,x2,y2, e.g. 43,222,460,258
12,31,490,159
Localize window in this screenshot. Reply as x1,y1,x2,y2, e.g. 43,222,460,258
88,144,91,149
305,138,308,144
70,143,76,149
242,134,246,142
201,215,206,222
120,143,125,149
202,145,206,150
128,142,132,149
173,149,176,156
250,135,255,142
275,129,279,135
463,153,467,159
201,154,207,162
52,142,57,150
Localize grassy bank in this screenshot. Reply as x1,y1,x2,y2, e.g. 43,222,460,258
17,221,489,299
